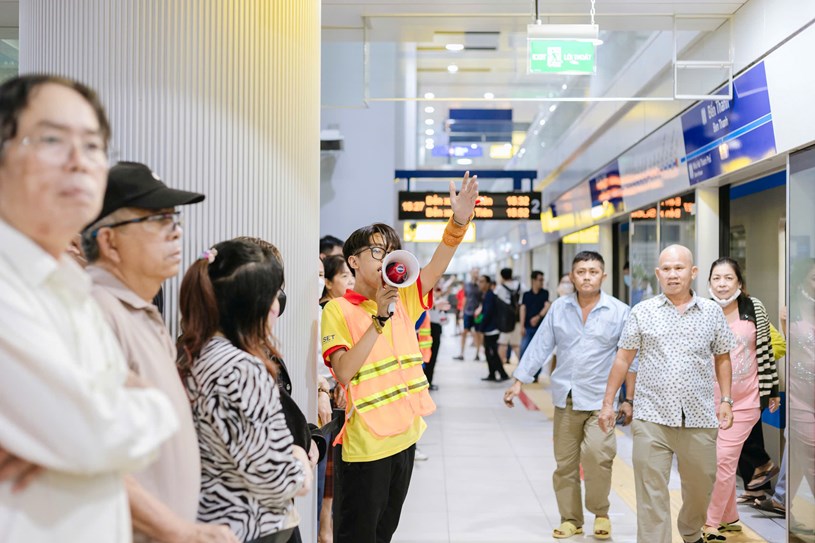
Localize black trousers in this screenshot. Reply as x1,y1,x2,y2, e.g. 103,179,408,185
738,416,773,491
424,322,443,385
333,444,416,543
483,334,508,379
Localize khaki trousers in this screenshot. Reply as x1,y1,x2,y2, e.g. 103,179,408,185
632,419,718,543
553,397,616,526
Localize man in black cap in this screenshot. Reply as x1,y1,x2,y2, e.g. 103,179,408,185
81,161,238,543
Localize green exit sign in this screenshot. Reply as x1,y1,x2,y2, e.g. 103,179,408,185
528,39,596,74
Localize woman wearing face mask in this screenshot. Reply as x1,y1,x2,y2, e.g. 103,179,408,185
178,239,312,543
703,257,780,540
556,273,575,298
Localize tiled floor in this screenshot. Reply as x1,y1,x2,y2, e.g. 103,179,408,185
392,325,789,543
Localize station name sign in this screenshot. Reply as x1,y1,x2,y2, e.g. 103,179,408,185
398,191,542,221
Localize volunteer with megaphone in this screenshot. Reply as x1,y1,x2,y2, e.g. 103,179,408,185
321,172,478,543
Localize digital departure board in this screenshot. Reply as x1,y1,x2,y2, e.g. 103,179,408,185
398,191,542,221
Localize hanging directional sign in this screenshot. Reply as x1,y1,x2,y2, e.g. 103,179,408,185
528,39,596,74
398,191,542,221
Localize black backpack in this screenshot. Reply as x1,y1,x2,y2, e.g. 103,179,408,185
494,284,520,332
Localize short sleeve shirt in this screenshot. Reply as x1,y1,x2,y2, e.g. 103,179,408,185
618,292,737,428
462,282,482,315
521,289,550,330
320,281,431,462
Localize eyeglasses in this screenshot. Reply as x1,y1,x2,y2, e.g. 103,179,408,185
16,128,108,166
355,246,388,261
92,212,182,238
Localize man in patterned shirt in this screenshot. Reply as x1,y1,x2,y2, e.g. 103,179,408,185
598,245,736,543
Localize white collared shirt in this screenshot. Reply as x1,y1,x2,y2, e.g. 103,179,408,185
0,219,178,543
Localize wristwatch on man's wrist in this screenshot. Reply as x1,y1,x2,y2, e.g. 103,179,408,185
720,396,734,406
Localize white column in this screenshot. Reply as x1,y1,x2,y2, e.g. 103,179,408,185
20,1,321,538
599,222,614,293
695,187,720,294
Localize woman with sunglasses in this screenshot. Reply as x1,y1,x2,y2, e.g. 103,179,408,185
179,239,311,543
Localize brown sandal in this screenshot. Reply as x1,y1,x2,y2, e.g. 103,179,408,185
747,462,780,489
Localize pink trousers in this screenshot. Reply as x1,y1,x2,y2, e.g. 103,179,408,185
706,407,761,526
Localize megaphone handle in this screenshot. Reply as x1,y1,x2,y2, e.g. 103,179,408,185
387,302,396,315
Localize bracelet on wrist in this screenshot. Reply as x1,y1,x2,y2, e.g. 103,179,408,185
371,314,385,334
622,398,634,406
318,388,331,396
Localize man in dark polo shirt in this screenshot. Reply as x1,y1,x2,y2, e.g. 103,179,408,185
520,270,550,358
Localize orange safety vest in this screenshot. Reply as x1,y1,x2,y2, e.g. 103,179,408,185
417,312,433,363
336,297,436,439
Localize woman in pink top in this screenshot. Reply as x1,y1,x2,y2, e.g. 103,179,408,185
703,258,780,540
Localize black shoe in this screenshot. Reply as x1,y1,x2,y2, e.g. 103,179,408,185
481,376,497,381
497,375,510,382
453,355,464,361
474,355,481,361
428,384,439,391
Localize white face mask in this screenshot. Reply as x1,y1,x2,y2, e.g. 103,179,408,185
558,281,575,296
709,286,741,307
318,277,326,297
623,274,632,288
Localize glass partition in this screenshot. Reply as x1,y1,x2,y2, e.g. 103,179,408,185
787,145,815,542
629,209,658,306
659,192,695,252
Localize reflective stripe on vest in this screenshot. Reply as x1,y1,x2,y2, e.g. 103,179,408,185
417,314,433,363
337,297,436,438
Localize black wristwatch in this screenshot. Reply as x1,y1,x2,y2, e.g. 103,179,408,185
375,314,390,325
622,398,634,406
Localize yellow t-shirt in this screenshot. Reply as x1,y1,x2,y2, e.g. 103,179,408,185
321,281,431,462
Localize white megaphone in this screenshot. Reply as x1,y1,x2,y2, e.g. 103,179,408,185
381,250,421,315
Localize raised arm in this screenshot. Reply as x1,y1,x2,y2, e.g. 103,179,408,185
419,173,479,296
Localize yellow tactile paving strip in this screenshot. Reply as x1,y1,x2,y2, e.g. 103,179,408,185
518,375,769,543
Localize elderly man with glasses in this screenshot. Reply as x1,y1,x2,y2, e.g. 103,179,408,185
80,162,238,543
0,75,179,542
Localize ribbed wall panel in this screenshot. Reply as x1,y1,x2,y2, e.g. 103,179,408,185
20,1,321,537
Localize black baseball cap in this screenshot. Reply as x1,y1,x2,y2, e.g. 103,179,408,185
90,161,205,224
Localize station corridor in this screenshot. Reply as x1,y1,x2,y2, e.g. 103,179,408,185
393,324,788,543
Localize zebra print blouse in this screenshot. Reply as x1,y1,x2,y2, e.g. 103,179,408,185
185,336,305,541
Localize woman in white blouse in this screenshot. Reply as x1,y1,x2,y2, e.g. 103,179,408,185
178,239,312,543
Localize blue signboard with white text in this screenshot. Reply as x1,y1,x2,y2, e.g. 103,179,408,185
681,62,776,185
588,160,622,210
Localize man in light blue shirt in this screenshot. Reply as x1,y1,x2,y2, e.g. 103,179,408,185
504,251,633,541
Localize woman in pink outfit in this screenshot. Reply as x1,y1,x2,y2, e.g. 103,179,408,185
703,258,781,541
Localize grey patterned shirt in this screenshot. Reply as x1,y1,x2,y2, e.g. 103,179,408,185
618,292,736,428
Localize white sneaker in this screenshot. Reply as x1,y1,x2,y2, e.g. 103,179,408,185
414,448,429,461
